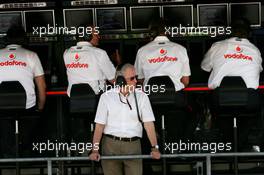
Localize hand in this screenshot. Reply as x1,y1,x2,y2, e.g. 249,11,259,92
151,149,161,159
89,151,101,161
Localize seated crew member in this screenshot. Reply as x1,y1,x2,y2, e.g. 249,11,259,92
134,18,192,143
63,26,116,96
0,26,46,157
89,64,161,175
134,18,191,90
201,19,263,151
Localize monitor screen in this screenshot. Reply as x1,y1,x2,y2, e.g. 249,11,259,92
230,2,261,27
95,7,126,32
64,8,94,29
162,5,193,27
24,10,55,33
198,4,228,26
0,11,23,35
130,6,161,31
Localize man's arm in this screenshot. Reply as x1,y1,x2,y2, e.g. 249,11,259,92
181,76,190,87
89,123,105,161
144,122,161,159
34,75,46,111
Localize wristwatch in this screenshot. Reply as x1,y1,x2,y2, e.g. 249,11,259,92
151,145,159,150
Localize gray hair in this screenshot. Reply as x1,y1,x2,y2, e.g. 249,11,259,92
120,63,135,76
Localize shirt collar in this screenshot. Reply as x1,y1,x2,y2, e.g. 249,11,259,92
7,44,21,48
77,41,92,47
154,36,170,42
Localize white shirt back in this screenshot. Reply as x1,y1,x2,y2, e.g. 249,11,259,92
0,44,44,109
135,36,191,91
63,41,116,95
201,37,263,89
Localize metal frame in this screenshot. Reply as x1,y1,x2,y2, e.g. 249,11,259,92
161,4,194,27
197,3,229,27
229,2,261,28
1,152,264,175
95,7,127,32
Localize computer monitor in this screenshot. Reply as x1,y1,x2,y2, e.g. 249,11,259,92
197,3,228,27
230,2,261,27
0,11,23,35
63,8,94,29
24,10,55,34
95,7,127,32
162,5,193,27
130,6,161,31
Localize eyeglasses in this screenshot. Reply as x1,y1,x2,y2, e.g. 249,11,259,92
118,93,132,110
126,75,138,81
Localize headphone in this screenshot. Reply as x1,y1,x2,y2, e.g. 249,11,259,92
116,74,127,87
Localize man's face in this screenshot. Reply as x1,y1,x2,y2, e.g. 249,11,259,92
123,67,137,91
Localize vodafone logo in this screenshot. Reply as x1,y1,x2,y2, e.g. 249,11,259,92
235,46,243,53
75,53,80,62
9,53,16,60
160,49,167,56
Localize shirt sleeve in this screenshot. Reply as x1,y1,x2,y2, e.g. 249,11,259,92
201,45,215,72
94,94,108,124
181,48,191,76
134,49,144,79
28,52,44,77
140,93,155,122
98,51,116,80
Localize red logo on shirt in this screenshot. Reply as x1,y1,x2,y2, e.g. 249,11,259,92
235,46,243,53
74,53,80,61
9,53,16,59
160,49,167,56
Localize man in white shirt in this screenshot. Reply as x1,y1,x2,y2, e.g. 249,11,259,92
201,20,262,89
0,26,46,157
201,19,263,151
135,18,191,91
63,26,116,96
89,64,160,175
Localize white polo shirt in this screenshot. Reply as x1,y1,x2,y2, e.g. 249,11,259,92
94,88,155,138
63,41,116,96
201,37,263,89
135,36,191,91
0,44,44,109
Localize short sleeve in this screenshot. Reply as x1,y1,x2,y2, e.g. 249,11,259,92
134,49,144,79
28,52,44,77
94,94,108,124
181,48,191,76
201,45,215,72
98,51,116,80
140,93,155,122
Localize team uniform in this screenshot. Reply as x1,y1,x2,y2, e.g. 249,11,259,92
63,41,116,96
201,37,263,89
0,44,44,109
95,88,155,175
135,36,191,91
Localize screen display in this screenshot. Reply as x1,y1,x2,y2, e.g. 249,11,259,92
64,8,94,28
25,10,54,33
0,12,23,34
130,6,161,31
96,7,126,32
162,5,193,27
198,4,228,26
230,3,261,27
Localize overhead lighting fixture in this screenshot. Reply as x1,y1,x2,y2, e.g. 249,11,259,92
71,0,117,6
0,2,47,9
